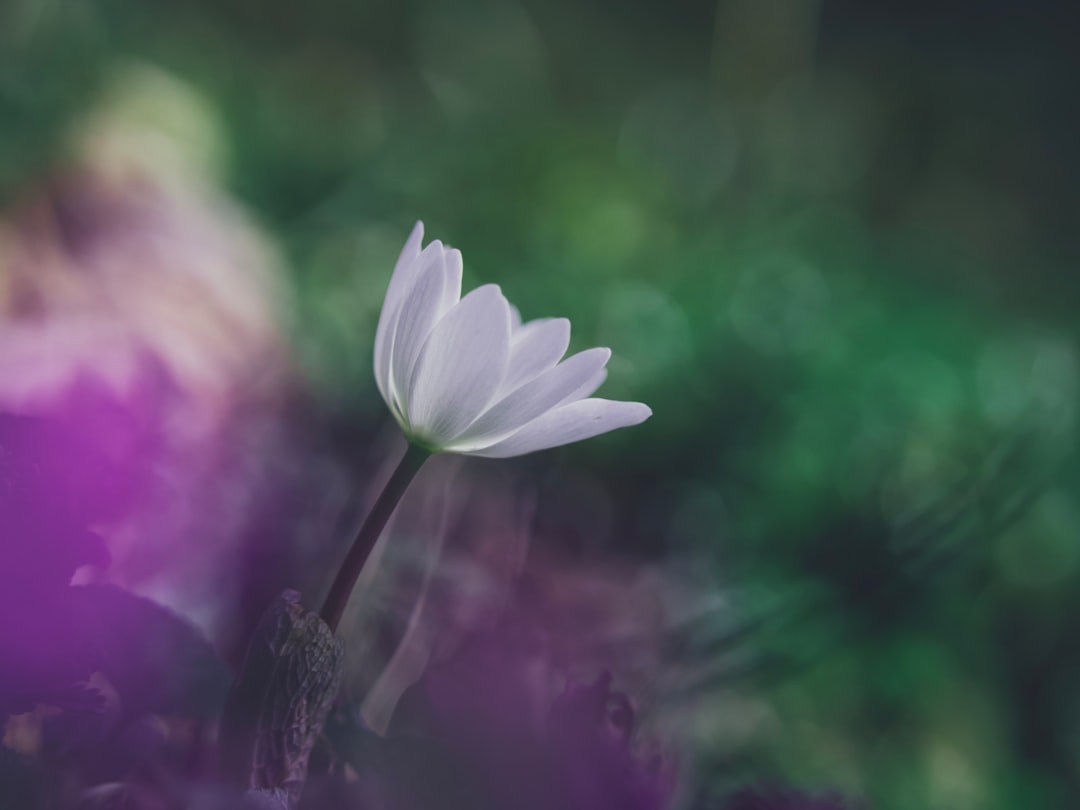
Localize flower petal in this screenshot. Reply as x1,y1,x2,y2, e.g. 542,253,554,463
406,284,512,446
374,221,424,401
389,247,462,412
389,221,426,297
499,317,571,396
441,248,464,311
559,366,607,405
466,398,651,459
451,348,611,449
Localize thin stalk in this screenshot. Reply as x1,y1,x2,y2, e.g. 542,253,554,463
320,442,429,632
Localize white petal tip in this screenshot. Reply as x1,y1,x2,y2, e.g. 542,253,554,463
403,221,425,252
625,402,652,424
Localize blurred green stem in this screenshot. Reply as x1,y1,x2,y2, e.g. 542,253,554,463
319,442,429,632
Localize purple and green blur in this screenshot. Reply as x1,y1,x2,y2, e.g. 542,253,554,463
1,1,1078,809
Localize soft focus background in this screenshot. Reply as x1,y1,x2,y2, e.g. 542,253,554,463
3,1,1080,808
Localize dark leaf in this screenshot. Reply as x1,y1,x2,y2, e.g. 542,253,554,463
0,746,47,810
0,588,103,722
66,585,231,720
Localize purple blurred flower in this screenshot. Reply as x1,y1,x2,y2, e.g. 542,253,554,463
0,409,133,721
338,623,676,810
547,671,673,810
0,147,295,632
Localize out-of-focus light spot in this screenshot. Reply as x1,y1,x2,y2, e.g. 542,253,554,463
532,164,657,275
597,282,693,386
995,490,1080,589
779,720,864,792
572,196,652,267
618,82,738,207
414,0,548,118
681,693,776,753
926,741,986,810
71,62,227,190
977,336,1077,436
759,72,875,195
848,353,968,525
875,635,950,711
858,353,965,440
800,653,865,726
728,251,830,355
770,402,844,495
886,353,963,419
877,439,969,533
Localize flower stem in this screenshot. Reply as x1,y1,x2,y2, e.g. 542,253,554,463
319,442,429,632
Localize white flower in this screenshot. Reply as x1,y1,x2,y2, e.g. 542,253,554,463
373,222,651,457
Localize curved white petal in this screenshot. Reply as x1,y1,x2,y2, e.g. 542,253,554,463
466,398,652,459
442,248,464,309
498,317,571,396
374,221,425,401
451,347,611,450
389,221,426,298
389,248,461,411
558,366,607,405
406,284,512,446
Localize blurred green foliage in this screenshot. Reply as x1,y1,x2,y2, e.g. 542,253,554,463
3,1,1079,808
